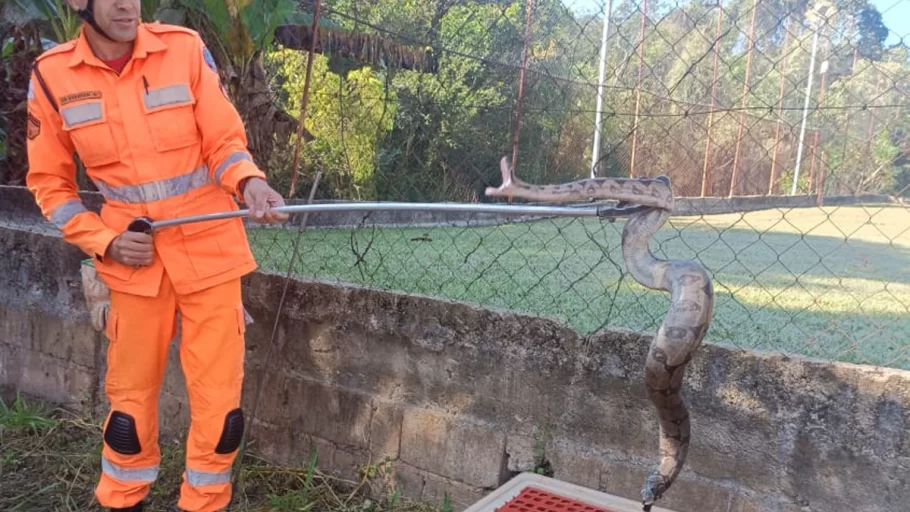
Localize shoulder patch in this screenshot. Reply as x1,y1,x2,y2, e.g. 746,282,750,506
202,46,218,73
34,40,77,63
27,112,41,140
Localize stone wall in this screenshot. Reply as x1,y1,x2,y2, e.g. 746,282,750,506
1,224,908,512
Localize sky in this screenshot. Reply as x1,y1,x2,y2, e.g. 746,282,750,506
561,0,910,46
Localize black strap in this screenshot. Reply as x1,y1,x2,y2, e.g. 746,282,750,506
77,0,116,42
31,61,58,113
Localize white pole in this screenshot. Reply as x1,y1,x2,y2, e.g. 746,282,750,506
591,0,614,178
792,20,821,195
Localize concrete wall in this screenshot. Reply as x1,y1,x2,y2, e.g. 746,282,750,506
2,224,909,512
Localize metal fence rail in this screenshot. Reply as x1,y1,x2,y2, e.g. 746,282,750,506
1,0,908,369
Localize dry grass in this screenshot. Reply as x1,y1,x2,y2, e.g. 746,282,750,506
0,393,444,512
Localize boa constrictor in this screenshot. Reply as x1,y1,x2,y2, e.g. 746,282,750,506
485,157,714,511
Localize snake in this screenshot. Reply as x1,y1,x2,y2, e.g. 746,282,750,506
485,156,715,511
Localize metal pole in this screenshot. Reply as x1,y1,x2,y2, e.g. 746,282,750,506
729,0,758,198
700,0,723,197
148,202,628,230
629,0,647,178
792,23,821,195
287,0,322,198
591,0,614,178
511,0,535,173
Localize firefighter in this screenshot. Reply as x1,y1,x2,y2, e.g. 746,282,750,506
25,0,288,510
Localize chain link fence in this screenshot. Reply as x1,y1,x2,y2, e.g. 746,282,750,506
2,0,908,369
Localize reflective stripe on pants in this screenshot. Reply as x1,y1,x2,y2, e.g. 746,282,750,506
186,467,232,487
101,456,159,483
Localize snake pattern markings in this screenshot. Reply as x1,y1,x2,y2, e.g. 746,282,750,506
485,156,715,511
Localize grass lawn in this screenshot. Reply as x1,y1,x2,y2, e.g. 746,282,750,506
246,204,910,370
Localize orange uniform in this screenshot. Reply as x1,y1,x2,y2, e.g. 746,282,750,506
26,22,263,511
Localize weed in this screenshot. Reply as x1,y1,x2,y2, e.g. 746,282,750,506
0,393,58,430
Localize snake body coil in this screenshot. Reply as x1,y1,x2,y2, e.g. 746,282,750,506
485,157,714,511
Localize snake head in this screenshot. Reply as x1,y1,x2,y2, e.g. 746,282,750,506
484,156,515,197
640,469,670,507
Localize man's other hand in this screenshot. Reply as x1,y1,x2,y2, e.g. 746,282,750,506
242,178,289,223
108,232,154,267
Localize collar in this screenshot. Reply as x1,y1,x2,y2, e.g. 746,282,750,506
68,23,168,68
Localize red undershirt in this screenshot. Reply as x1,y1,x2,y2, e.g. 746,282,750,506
102,51,132,74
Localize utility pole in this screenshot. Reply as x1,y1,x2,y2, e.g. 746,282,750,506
792,1,833,195
591,0,614,178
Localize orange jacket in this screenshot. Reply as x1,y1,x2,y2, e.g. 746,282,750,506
26,23,266,297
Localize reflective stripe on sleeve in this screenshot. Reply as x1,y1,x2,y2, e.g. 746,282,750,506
213,152,253,186
50,199,88,228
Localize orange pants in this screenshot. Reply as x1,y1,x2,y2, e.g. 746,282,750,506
95,272,247,511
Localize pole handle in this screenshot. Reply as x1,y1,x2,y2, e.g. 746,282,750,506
127,216,154,234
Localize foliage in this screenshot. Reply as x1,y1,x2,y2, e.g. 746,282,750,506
0,393,58,430
32,0,82,42
0,0,906,199
266,47,398,200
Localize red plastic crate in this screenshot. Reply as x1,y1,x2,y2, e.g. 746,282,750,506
463,472,675,512
496,486,617,512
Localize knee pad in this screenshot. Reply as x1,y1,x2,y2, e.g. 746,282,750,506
214,408,245,454
104,411,142,455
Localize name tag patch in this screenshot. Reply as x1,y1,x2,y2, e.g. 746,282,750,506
60,90,103,106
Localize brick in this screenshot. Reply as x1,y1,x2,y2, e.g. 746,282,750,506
0,342,95,410
393,462,487,512
545,443,605,491
0,305,100,368
297,435,339,469
246,420,297,466
727,493,811,512
370,401,403,459
505,433,540,473
400,407,506,488
330,446,371,479
240,367,289,426
284,378,372,449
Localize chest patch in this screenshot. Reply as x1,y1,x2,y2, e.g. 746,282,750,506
60,90,103,106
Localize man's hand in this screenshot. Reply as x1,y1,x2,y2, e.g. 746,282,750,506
107,232,154,267
242,178,289,223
